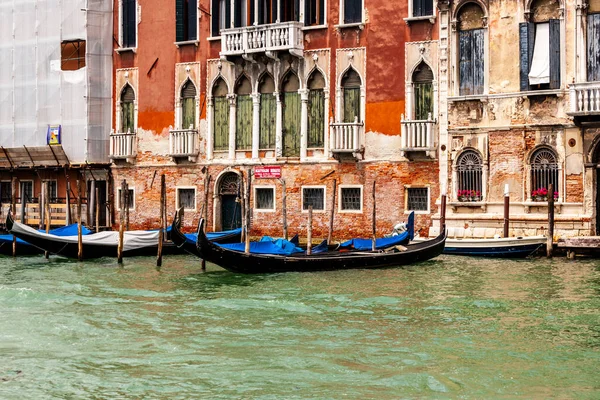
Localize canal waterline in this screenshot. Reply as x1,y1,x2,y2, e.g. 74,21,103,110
1,255,599,399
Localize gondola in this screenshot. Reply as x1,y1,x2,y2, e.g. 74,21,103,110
194,218,446,274
411,235,546,258
6,212,175,259
170,212,242,257
0,223,93,256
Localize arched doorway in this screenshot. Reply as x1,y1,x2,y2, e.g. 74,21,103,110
218,172,242,231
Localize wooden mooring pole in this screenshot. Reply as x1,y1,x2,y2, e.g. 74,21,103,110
45,182,51,259
125,182,130,231
157,174,165,267
244,169,252,254
440,191,447,232
281,179,288,240
77,180,83,261
118,179,126,264
307,206,313,255
66,181,71,225
95,187,100,233
547,183,554,258
372,180,376,252
503,184,510,238
11,177,17,257
328,179,336,245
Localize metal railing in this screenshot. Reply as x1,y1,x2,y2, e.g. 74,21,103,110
569,81,600,114
401,113,436,151
329,117,363,153
169,127,199,157
220,21,304,57
109,130,137,159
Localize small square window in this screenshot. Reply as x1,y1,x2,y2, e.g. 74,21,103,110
255,187,275,211
407,187,429,212
117,188,135,210
177,188,196,210
302,187,325,211
61,40,86,71
340,186,362,212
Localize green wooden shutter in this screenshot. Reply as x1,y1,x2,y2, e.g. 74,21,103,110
188,0,197,40
414,82,432,120
343,87,360,123
519,22,535,91
122,102,135,133
236,95,252,150
176,0,185,42
548,19,561,89
259,94,276,149
182,97,196,129
308,89,324,148
214,96,229,150
282,92,300,157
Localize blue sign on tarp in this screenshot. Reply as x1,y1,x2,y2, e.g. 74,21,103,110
47,125,61,145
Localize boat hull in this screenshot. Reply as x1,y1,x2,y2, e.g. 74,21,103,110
413,236,546,258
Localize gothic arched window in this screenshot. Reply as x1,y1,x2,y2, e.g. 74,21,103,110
456,149,483,201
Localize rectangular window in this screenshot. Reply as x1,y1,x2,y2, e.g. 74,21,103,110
117,188,135,210
0,182,12,203
43,181,58,203
339,186,362,212
61,40,86,71
343,0,362,24
176,0,198,42
122,0,137,48
412,0,433,17
258,0,278,24
302,187,325,211
459,28,484,96
177,188,196,210
255,187,275,211
407,187,429,212
519,20,560,91
305,0,325,25
20,181,33,203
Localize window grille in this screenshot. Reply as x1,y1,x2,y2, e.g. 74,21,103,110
340,187,361,211
457,150,483,201
20,182,33,203
219,173,239,196
177,188,196,210
303,188,324,210
531,148,558,196
255,188,275,210
407,188,428,211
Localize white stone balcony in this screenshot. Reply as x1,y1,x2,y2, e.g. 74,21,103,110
329,117,364,160
169,127,199,162
569,81,600,116
109,130,137,163
400,114,436,159
220,21,304,59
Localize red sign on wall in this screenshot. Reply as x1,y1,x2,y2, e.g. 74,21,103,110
254,166,281,179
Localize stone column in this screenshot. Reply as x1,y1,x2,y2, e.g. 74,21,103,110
207,96,214,160
228,94,237,160
252,93,260,160
300,89,309,160
275,92,282,157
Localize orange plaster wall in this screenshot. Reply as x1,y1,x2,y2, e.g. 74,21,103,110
366,101,405,135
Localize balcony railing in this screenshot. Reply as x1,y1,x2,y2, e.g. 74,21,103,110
169,127,199,161
330,117,363,159
569,81,600,115
109,130,137,161
400,114,436,158
220,22,304,58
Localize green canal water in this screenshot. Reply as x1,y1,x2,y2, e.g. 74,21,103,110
1,254,599,399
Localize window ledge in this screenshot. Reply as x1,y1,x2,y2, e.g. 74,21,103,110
404,15,436,25
207,36,222,42
519,88,565,98
448,94,488,103
449,201,487,212
334,22,365,30
302,24,328,31
175,40,199,48
524,201,563,214
338,210,363,214
115,47,137,54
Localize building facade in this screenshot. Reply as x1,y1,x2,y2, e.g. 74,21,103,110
110,0,441,239
0,0,113,229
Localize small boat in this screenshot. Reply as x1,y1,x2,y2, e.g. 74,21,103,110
193,218,446,274
412,235,546,258
6,212,173,259
170,213,242,257
0,224,93,256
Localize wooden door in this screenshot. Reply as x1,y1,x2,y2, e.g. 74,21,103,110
282,92,300,157
213,96,229,150
414,82,433,120
221,195,241,231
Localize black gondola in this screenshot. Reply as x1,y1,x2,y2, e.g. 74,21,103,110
193,218,447,274
170,211,242,257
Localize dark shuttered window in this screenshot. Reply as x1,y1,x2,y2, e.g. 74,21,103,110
121,84,135,133
459,29,484,96
519,22,535,91
519,19,561,90
588,14,600,82
305,0,325,25
182,81,197,129
212,0,231,36
176,0,197,42
122,0,137,48
413,0,433,17
344,0,362,24
177,188,196,210
259,75,276,149
548,19,561,89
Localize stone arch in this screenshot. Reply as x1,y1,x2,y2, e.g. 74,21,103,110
456,1,486,30
235,74,252,95
281,69,300,92
338,65,363,89
210,75,230,96
258,72,276,93
306,65,328,89
453,0,488,22
526,0,563,20
212,169,242,231
307,68,326,90
410,59,435,83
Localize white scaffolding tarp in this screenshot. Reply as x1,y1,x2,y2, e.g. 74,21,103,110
0,0,112,164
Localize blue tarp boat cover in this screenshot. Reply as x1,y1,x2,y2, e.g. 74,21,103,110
184,227,242,243
217,238,304,255
339,212,414,251
0,223,92,245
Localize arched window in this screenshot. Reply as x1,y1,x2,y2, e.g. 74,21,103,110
342,68,361,123
259,74,276,150
281,71,300,157
181,80,196,129
530,147,558,200
213,78,229,151
307,70,325,148
456,149,483,201
458,3,485,96
121,84,135,133
235,76,252,150
412,62,433,120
